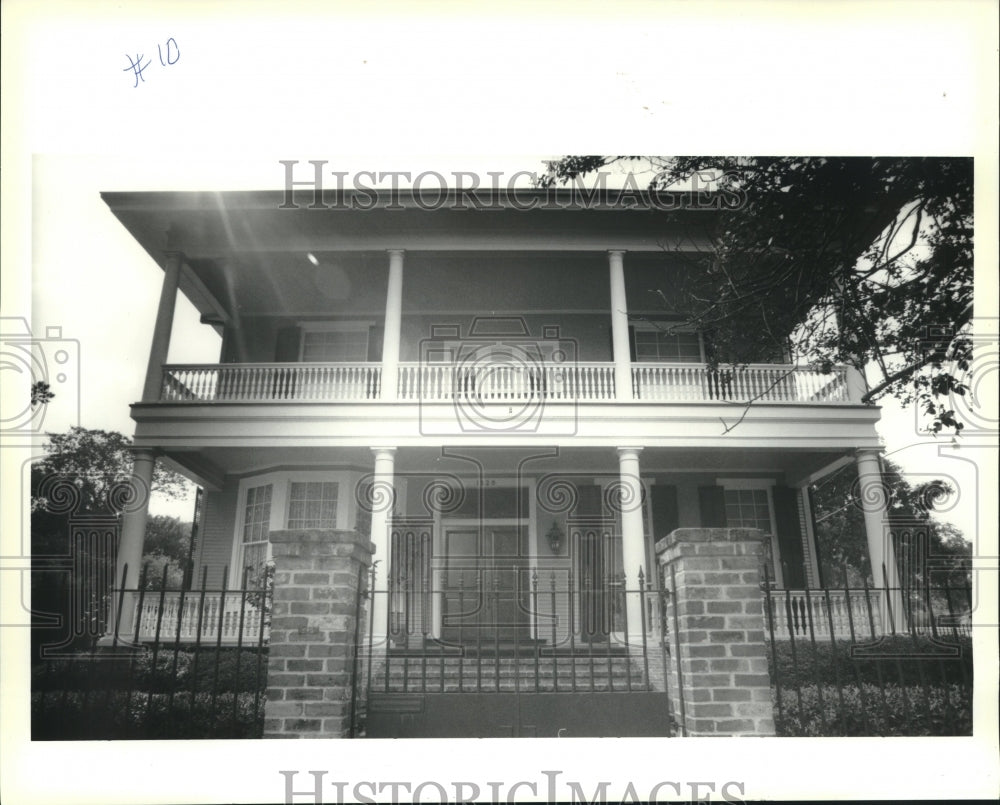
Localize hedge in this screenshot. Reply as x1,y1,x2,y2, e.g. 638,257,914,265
773,682,971,736
32,690,264,740
31,646,269,739
766,635,973,736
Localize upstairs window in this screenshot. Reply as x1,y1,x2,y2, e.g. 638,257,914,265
301,328,370,362
633,328,703,363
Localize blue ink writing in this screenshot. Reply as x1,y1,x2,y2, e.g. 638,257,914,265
158,37,180,66
124,38,180,87
123,53,151,88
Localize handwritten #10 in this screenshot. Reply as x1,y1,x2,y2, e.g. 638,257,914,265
123,38,180,88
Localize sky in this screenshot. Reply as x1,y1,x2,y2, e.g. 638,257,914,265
2,3,998,804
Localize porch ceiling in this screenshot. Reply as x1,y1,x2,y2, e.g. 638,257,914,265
187,250,707,318
161,444,854,488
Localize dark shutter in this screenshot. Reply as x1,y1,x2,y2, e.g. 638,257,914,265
368,324,385,362
807,486,825,588
650,484,679,541
574,484,604,517
274,325,301,362
773,486,806,588
698,486,726,527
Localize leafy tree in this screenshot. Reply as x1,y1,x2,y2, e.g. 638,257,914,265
31,381,54,408
32,427,188,512
538,157,973,434
141,515,193,590
31,427,191,655
810,459,971,594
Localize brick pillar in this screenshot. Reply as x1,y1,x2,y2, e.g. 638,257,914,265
264,529,373,739
656,527,775,736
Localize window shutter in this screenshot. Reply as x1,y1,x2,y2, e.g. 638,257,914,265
773,486,806,588
807,486,825,588
274,326,302,362
698,486,726,527
650,484,679,541
574,484,604,517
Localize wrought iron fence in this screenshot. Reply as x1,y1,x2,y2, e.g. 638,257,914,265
350,563,674,737
31,564,271,740
761,564,973,736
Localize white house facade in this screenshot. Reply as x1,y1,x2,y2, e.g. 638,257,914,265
101,187,902,736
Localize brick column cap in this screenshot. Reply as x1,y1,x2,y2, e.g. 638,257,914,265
269,528,375,554
655,527,766,556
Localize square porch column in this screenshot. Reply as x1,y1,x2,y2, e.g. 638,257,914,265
657,527,776,736
264,529,373,738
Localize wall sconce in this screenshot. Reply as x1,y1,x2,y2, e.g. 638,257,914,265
545,520,564,553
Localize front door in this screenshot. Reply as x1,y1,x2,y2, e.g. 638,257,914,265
441,524,529,644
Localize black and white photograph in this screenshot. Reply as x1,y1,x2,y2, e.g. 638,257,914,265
2,2,997,804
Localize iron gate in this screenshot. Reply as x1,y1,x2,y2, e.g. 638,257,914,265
351,541,676,738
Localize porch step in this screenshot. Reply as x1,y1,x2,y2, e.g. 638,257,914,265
367,654,656,693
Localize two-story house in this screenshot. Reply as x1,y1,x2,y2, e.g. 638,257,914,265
101,185,900,736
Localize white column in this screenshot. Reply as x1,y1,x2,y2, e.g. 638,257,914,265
110,449,155,637
141,252,183,402
856,449,904,630
617,446,646,638
370,447,397,640
845,364,869,403
380,250,404,400
608,250,633,400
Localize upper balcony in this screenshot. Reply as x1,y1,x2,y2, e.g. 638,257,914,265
103,189,880,453
159,360,851,405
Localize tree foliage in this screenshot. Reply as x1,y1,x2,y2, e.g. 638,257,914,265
31,428,192,654
32,426,188,513
538,157,973,434
810,459,971,590
141,515,193,589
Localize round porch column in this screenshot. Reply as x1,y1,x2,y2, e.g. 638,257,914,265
617,446,646,639
111,449,155,637
369,447,397,640
856,449,904,630
141,251,183,402
845,364,869,403
608,250,633,401
380,250,404,400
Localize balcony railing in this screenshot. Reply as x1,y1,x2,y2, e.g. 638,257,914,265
134,591,268,643
159,362,849,404
161,362,382,402
632,363,848,403
397,361,616,401
767,588,884,641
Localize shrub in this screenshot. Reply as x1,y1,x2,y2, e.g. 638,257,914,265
773,682,971,736
31,689,265,740
766,634,972,690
